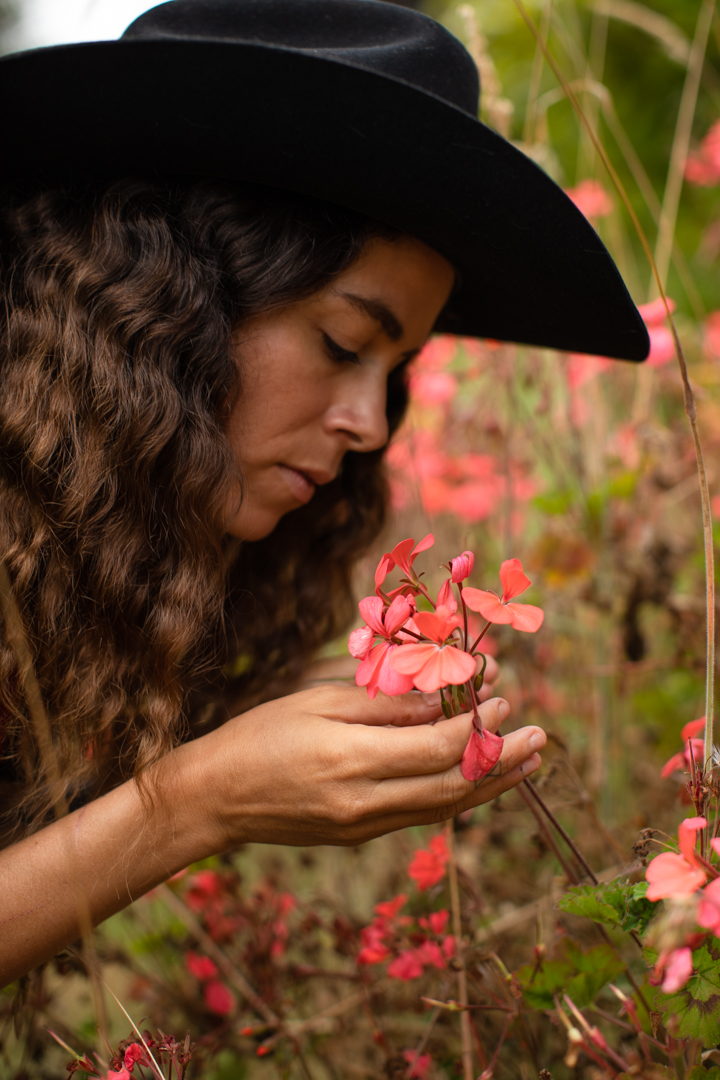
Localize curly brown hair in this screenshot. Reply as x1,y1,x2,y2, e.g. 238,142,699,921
0,178,409,842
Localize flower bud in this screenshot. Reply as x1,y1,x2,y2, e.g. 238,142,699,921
450,551,475,583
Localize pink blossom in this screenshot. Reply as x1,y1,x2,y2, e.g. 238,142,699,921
389,606,476,691
436,578,458,612
637,297,677,367
660,947,694,993
409,834,450,890
388,534,435,579
354,595,416,699
451,550,475,583
409,369,457,405
698,877,720,934
403,1049,432,1079
387,949,424,980
415,939,446,968
415,335,457,370
442,934,456,958
358,921,391,964
185,952,219,981
348,625,374,660
461,728,503,782
637,296,676,326
646,818,707,900
123,1044,144,1072
429,909,449,935
662,718,706,778
566,353,613,391
105,1071,132,1080
685,120,720,185
565,178,613,220
463,559,544,633
203,980,236,1015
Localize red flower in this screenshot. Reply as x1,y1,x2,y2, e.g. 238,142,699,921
374,534,435,594
357,921,391,964
461,728,503,782
428,909,449,935
685,119,720,185
415,939,446,969
463,558,544,633
185,952,219,981
354,594,416,699
204,980,236,1015
408,834,449,890
662,718,705,778
375,893,407,919
387,949,424,980
565,178,613,220
389,606,475,692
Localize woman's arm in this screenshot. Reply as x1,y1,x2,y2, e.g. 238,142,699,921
0,687,544,987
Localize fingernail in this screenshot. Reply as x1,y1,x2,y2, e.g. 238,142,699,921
421,691,441,706
530,732,544,752
497,699,510,719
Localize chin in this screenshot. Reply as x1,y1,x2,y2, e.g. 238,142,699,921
225,509,283,542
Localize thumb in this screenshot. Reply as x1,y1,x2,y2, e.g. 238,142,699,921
304,682,445,727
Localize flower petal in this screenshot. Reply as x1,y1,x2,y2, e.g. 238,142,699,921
358,595,386,636
645,852,705,900
661,947,693,994
682,717,706,740
356,641,390,699
462,588,513,624
506,602,544,633
451,551,475,583
376,644,416,697
499,558,531,602
437,646,476,686
375,552,395,592
348,626,374,660
679,817,707,866
437,578,458,612
384,595,413,637
460,729,503,782
389,642,439,676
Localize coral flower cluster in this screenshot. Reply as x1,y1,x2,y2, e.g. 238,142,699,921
349,536,544,781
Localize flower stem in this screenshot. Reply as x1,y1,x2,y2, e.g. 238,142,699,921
446,822,473,1080
523,779,598,884
469,621,491,655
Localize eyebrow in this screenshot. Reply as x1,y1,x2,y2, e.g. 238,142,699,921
338,291,404,342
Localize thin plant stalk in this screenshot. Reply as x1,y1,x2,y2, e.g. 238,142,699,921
511,0,716,802
446,822,473,1080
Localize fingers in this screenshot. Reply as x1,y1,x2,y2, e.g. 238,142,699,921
367,724,546,811
303,682,445,728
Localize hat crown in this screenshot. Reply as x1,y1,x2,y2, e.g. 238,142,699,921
122,0,480,116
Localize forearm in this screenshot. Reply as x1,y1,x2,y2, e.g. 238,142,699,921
0,742,217,988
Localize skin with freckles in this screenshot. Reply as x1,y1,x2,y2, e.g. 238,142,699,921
0,233,547,988
225,235,455,540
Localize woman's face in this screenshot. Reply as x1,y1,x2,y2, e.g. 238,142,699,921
225,235,455,540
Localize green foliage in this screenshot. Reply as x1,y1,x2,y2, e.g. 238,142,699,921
654,942,720,1048
557,879,660,936
687,1069,720,1080
515,941,624,1010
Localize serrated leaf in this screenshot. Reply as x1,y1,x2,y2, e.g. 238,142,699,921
557,880,659,936
654,942,720,1048
514,959,573,1010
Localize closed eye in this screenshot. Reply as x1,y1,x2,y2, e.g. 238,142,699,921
322,332,360,365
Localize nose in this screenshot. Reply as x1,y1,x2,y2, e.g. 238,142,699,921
324,370,390,452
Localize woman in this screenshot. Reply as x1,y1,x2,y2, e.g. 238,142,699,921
0,0,648,987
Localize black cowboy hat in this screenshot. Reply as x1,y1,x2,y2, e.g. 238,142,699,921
0,0,649,360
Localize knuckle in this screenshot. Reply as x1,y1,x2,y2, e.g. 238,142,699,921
331,790,364,828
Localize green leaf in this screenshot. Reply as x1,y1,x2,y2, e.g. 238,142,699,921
514,943,623,1010
557,879,659,936
655,941,720,1048
688,1068,720,1080
532,489,575,515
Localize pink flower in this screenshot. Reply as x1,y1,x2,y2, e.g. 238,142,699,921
348,625,374,660
355,595,416,699
358,922,391,964
565,178,613,220
415,939,446,968
203,979,236,1015
638,297,677,368
105,1071,132,1080
389,606,475,691
428,909,449,935
451,550,475,583
408,834,449,890
415,335,457,370
699,877,720,934
646,817,707,900
685,120,720,185
660,947,694,993
403,1049,432,1079
442,934,456,958
662,718,706,778
388,534,435,579
409,369,457,405
123,1044,144,1072
185,952,219,981
436,578,458,612
463,559,544,633
461,728,503,782
388,950,424,980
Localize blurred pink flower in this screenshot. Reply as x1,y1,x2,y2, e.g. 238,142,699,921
375,893,407,919
415,335,457,370
565,178,613,220
646,817,707,900
387,950,424,980
357,922,391,964
661,718,705,778
204,980,236,1015
463,559,544,633
660,947,693,993
105,1071,132,1080
408,834,450,889
566,353,613,391
698,877,720,934
638,297,677,367
123,1044,144,1072
429,909,449,935
185,952,219,981
403,1050,432,1079
685,120,720,185
409,369,458,405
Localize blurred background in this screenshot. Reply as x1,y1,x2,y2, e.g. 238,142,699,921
4,1,720,1077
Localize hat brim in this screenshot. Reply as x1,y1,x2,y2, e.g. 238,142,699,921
0,39,649,360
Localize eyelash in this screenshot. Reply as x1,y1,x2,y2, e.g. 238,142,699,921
322,332,360,365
